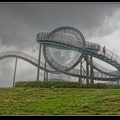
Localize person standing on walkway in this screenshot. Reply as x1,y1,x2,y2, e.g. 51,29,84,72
102,46,106,55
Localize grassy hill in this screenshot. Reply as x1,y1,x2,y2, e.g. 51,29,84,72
0,81,120,115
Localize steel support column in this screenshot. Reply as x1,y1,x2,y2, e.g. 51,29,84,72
13,57,18,87
44,60,46,81
79,62,82,83
86,55,89,84
90,56,94,84
37,44,42,81
46,72,48,81
117,80,119,85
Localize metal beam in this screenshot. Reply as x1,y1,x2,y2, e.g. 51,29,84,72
13,57,18,87
46,72,48,81
86,55,89,84
117,80,119,85
44,60,46,81
37,44,42,81
90,56,94,84
79,61,82,83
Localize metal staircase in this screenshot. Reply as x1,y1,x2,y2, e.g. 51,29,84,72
0,26,120,83
37,26,120,82
0,49,120,82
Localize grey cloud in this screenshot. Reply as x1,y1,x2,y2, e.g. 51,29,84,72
0,58,15,87
0,3,118,42
50,48,76,65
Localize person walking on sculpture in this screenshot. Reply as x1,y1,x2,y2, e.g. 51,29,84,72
102,46,106,55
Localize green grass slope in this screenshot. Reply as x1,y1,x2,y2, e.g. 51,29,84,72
0,87,120,115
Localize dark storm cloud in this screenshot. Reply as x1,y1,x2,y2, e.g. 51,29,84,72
6,3,117,30
0,3,119,49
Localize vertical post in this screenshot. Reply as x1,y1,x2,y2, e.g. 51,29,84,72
37,44,42,81
44,60,46,81
13,57,18,87
79,62,82,83
46,72,48,81
117,80,119,85
86,55,89,84
90,55,94,84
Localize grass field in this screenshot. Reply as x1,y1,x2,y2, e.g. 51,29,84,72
0,87,119,115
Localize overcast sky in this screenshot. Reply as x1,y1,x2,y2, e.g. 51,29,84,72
0,2,120,87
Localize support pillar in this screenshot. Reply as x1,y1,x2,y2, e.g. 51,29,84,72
37,44,42,81
79,62,82,83
13,57,18,87
46,72,48,81
86,55,89,84
44,60,46,81
90,56,94,84
117,80,119,85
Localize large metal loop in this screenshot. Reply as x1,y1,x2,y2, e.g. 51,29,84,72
43,26,86,72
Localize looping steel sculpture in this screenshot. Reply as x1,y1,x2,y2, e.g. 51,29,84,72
37,26,100,74
0,26,120,83
43,26,86,72
36,26,120,82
